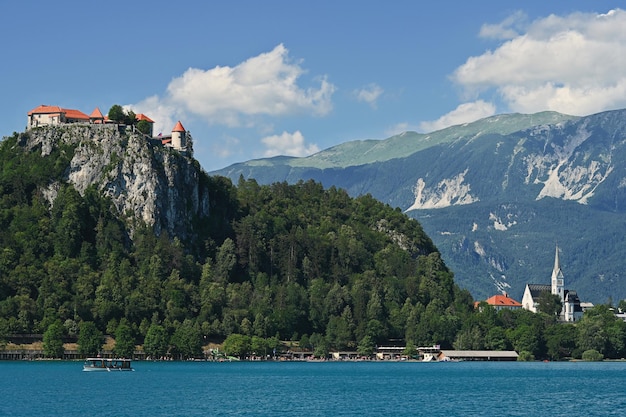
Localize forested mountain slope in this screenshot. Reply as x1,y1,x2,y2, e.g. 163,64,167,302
0,125,471,354
212,109,626,303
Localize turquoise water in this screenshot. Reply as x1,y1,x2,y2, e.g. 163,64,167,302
1,361,625,416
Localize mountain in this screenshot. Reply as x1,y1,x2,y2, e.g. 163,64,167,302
211,109,626,304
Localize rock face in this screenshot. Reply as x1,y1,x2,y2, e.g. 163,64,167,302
22,124,209,239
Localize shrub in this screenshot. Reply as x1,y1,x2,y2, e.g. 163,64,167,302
581,349,604,361
517,350,535,361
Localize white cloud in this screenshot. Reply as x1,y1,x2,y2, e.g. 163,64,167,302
419,101,496,132
129,44,335,133
453,8,626,116
128,95,179,137
166,44,335,126
354,83,384,108
261,130,319,157
479,11,527,40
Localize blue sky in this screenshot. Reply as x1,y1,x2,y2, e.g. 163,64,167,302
1,1,624,171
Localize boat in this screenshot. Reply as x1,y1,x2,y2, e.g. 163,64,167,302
83,358,134,372
418,345,441,362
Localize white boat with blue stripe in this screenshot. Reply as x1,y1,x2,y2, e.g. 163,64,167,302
83,358,133,372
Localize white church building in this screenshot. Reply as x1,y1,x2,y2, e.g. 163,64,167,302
521,245,584,322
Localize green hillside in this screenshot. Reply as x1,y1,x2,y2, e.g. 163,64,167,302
2,126,626,361
0,130,473,356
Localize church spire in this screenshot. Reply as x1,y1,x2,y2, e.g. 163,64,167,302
551,245,564,302
554,244,560,271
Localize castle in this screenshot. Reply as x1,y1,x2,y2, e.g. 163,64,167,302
26,105,187,151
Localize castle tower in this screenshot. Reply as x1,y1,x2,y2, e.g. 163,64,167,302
171,121,186,150
89,107,104,124
551,245,565,303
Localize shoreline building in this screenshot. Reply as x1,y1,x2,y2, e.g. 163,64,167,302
521,245,583,322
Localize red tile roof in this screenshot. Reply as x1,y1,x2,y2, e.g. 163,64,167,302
172,121,185,132
89,107,104,119
136,113,154,123
485,294,522,307
28,105,63,115
28,105,89,120
63,108,90,120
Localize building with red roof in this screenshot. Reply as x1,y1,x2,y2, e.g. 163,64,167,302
136,113,154,123
135,113,155,136
27,105,156,131
475,293,522,311
28,105,90,128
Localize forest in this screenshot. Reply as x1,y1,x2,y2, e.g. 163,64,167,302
0,131,625,361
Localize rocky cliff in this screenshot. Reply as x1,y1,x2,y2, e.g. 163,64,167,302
19,124,210,239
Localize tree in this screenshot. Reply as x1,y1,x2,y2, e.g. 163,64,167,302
107,105,136,125
215,238,237,283
544,323,576,360
43,320,65,358
402,340,416,358
605,321,626,358
113,320,136,358
299,334,311,351
357,335,375,357
312,337,329,358
137,120,152,135
222,333,250,359
250,336,268,357
144,324,168,359
77,321,103,356
267,335,282,356
453,326,484,350
326,308,354,350
484,326,508,350
107,105,125,123
171,320,202,359
124,110,136,126
0,318,8,349
537,291,562,317
506,324,539,356
576,306,614,354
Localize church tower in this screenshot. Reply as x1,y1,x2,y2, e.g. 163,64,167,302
551,245,565,303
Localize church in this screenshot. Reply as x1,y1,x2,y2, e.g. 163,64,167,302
521,245,584,322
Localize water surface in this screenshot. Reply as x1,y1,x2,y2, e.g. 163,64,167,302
1,360,624,416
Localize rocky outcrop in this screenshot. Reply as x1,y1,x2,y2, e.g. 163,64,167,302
22,124,209,239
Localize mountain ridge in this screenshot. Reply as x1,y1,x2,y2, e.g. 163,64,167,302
221,111,578,173
211,109,626,303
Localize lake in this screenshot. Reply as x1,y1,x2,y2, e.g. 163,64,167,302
1,360,625,416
